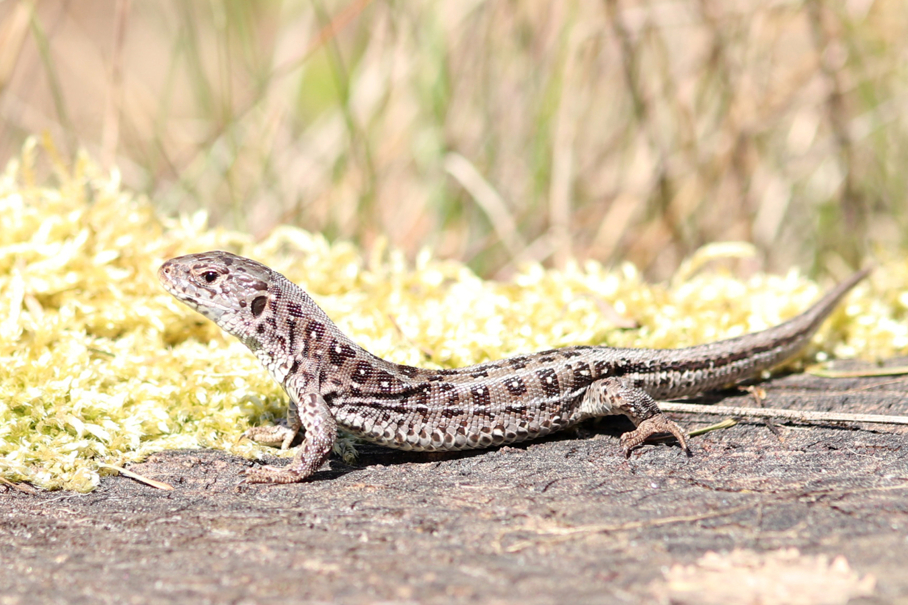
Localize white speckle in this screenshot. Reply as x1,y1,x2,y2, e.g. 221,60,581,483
359,368,367,375
310,330,317,339
381,381,389,388
580,369,590,375
546,376,553,384
335,345,343,353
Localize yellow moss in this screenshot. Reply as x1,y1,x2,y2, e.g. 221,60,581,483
0,140,904,491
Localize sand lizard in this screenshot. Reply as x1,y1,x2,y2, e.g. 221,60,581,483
158,251,868,484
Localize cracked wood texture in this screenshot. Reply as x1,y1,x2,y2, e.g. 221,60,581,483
2,363,907,604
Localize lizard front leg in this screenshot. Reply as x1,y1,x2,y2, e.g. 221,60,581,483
580,377,690,455
243,392,337,484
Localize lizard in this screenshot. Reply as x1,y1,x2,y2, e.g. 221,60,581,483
158,251,869,484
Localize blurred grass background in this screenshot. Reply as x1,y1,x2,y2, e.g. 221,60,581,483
0,0,904,280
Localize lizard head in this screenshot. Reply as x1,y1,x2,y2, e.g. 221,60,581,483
158,251,273,328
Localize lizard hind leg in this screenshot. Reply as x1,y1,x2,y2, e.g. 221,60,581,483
581,377,690,456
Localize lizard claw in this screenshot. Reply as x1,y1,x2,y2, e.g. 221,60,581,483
620,415,690,457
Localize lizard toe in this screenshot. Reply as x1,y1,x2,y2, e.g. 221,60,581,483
620,415,690,456
241,464,305,484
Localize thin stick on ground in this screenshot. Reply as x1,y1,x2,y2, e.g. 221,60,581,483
659,402,908,426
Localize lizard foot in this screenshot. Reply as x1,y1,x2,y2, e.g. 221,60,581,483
241,464,307,484
620,415,690,457
242,424,299,450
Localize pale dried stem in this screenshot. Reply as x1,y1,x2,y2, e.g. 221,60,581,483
660,402,908,426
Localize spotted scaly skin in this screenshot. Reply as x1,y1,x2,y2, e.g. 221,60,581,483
158,252,868,484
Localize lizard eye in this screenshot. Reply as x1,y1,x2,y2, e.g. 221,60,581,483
201,271,219,284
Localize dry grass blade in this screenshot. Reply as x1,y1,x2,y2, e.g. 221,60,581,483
98,463,174,491
806,364,908,379
688,418,738,437
0,0,31,93
660,403,908,427
0,476,37,493
444,153,526,260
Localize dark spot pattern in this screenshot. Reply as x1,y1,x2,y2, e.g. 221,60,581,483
536,368,560,398
594,359,616,378
399,366,419,378
274,335,287,353
251,296,267,318
307,321,326,341
287,302,305,318
508,356,530,370
353,360,375,383
571,362,594,389
288,358,301,376
328,340,356,367
375,369,398,394
286,318,297,352
471,384,491,407
505,376,527,396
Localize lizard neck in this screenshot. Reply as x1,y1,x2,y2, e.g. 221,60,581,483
220,274,383,389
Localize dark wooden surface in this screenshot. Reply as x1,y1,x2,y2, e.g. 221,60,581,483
2,368,907,604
